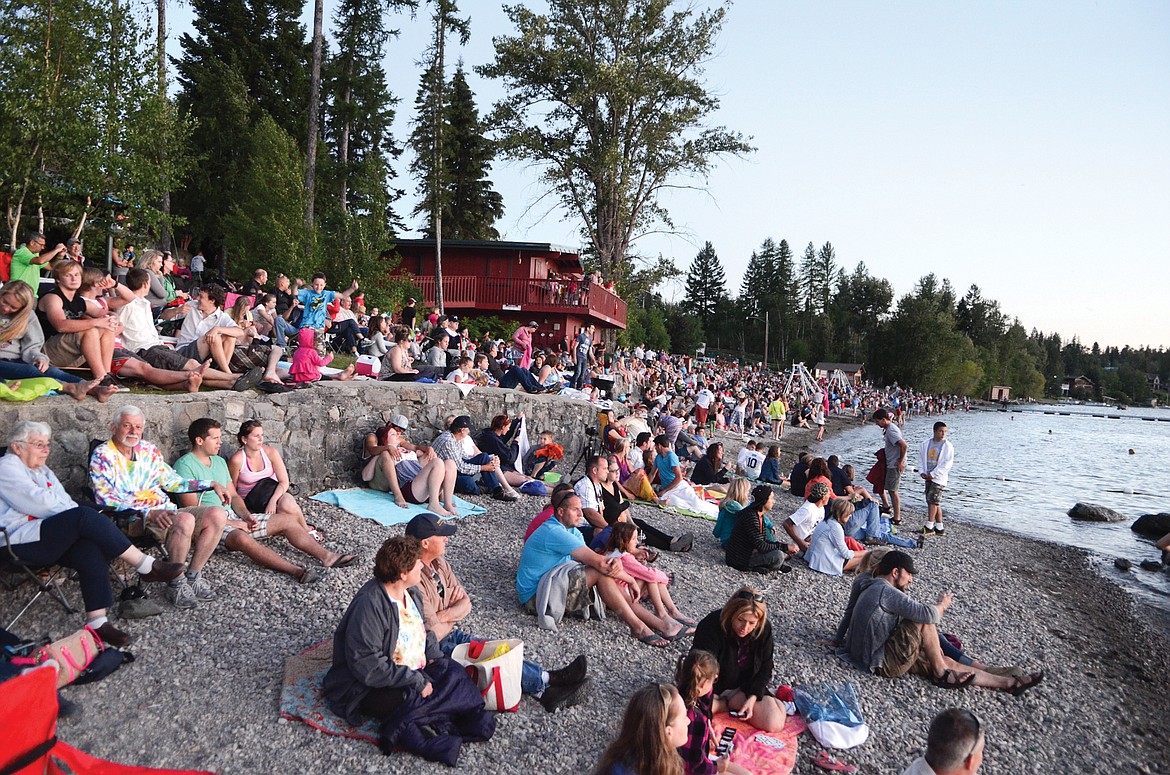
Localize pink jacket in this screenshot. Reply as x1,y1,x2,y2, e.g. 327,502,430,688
512,325,533,368
289,328,332,383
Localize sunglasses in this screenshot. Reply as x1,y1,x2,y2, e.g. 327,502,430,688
961,711,982,762
735,590,764,603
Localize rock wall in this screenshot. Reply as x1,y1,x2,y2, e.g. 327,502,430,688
0,383,607,496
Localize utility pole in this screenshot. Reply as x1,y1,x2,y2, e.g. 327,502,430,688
763,310,770,373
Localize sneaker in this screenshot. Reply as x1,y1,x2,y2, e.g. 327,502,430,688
547,655,588,688
491,486,519,503
934,525,946,536
167,579,198,610
188,573,217,601
920,526,936,536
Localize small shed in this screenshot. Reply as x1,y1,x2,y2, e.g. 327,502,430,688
988,385,1012,402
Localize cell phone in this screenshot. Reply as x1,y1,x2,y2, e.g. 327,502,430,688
715,728,736,756
729,710,748,719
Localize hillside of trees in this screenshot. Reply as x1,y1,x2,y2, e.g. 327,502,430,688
624,238,1168,404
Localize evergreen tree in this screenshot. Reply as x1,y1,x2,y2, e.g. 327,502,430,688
738,249,766,320
410,64,504,239
799,241,819,317
174,0,310,250
682,241,727,335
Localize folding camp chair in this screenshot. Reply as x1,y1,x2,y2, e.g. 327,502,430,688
0,525,78,631
0,666,217,775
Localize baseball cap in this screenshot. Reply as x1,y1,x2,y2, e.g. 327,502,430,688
876,550,918,576
404,512,457,539
807,481,831,502
389,414,409,431
450,415,473,432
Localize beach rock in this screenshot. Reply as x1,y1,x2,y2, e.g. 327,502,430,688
1067,503,1127,522
1114,558,1133,571
1138,560,1163,572
1130,513,1170,538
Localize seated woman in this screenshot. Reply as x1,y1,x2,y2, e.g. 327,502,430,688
806,498,868,576
689,587,787,733
724,485,792,573
536,353,563,391
0,421,184,647
361,417,458,516
712,477,750,547
476,414,536,489
423,331,450,369
690,442,730,486
788,452,811,498
379,328,443,382
323,536,439,723
758,445,789,487
611,439,655,502
227,420,356,568
803,457,833,498
0,282,101,392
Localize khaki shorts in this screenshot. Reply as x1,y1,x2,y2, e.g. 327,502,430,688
925,480,945,506
221,513,271,545
877,619,932,678
143,505,224,544
885,466,902,492
43,333,87,368
138,344,191,372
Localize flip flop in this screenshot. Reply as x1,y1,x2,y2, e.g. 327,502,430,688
329,554,359,569
932,669,975,690
674,615,698,626
638,633,670,648
1010,670,1045,697
812,752,857,772
666,625,695,641
257,380,291,394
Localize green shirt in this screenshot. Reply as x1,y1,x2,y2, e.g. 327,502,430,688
10,245,42,293
172,452,230,507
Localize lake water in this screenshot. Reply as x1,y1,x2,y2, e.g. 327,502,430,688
812,404,1170,612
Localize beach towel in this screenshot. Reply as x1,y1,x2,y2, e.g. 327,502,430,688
310,488,486,526
280,640,379,744
712,711,806,775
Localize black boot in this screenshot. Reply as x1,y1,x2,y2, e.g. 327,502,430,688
539,677,592,713
547,655,587,687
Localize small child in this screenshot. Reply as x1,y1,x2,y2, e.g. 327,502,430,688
604,522,695,630
675,650,750,775
289,328,354,383
523,430,563,480
445,355,474,384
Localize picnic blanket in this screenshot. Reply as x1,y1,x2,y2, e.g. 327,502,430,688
310,488,486,526
280,639,379,744
713,711,806,775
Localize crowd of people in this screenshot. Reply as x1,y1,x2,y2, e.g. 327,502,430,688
1,237,1039,774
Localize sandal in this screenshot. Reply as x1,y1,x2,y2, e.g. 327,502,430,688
1010,670,1044,697
328,554,359,569
666,625,696,641
637,633,670,648
932,669,975,690
674,615,698,627
812,751,857,772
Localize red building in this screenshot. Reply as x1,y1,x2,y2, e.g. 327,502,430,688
390,239,627,349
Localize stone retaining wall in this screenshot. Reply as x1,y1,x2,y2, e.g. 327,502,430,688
0,383,608,496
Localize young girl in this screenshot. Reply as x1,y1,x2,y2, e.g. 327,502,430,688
289,328,354,383
712,477,750,548
605,522,696,630
674,651,751,775
594,684,688,775
758,445,788,486
806,497,867,576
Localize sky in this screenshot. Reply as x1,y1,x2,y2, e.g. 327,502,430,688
167,1,1170,349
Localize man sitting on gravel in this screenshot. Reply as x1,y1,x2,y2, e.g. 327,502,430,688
838,550,1044,695
902,707,985,775
405,512,591,713
515,488,688,647
782,480,832,554
432,415,517,502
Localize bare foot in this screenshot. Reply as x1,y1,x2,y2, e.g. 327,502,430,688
62,380,91,401
197,360,211,376
336,364,356,381
444,502,458,515
428,503,454,517
185,370,204,392
87,382,119,403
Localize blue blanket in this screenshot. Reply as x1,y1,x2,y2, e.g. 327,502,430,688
310,488,485,525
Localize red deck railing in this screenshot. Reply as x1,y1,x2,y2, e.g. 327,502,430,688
409,276,627,328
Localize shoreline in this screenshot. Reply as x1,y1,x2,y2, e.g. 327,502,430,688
3,406,1168,773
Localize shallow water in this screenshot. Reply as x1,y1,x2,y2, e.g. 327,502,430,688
812,404,1170,612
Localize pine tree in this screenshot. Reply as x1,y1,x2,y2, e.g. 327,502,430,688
682,241,727,336
174,0,310,250
439,66,504,239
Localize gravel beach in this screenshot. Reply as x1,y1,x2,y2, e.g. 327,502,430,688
4,414,1169,775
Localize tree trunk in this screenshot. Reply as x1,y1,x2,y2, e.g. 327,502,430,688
338,59,353,215
304,0,324,231
157,0,171,249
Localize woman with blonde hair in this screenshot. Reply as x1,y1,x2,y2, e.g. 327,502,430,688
594,683,688,775
689,587,786,732
0,282,89,386
712,478,750,547
806,497,867,576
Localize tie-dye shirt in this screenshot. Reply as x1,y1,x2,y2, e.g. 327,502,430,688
390,592,427,670
89,440,211,511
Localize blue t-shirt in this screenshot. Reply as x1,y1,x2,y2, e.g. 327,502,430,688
297,288,336,329
516,518,586,603
655,449,681,488
172,452,229,506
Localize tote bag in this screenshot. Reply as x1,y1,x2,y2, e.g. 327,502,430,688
451,639,524,712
